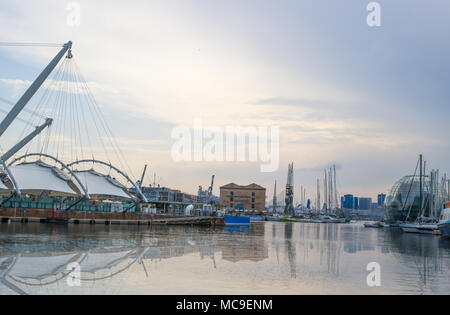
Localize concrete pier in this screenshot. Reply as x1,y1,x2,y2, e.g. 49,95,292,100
0,208,225,226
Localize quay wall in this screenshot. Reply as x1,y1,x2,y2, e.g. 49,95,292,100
0,207,225,226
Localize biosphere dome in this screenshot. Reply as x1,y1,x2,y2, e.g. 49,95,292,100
385,175,448,223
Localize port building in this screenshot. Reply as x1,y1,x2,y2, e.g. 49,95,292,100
219,183,266,211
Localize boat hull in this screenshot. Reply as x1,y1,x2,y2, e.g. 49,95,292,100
225,216,250,226
400,224,420,233
250,217,265,222
438,222,450,238
401,223,438,234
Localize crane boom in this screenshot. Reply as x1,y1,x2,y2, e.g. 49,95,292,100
1,118,52,162
0,41,72,137
207,175,215,203
139,164,148,189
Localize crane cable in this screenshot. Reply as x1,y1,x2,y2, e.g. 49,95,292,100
0,42,63,47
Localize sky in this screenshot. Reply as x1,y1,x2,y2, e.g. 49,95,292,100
0,0,449,203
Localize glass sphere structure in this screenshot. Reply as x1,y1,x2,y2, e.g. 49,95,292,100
385,175,447,222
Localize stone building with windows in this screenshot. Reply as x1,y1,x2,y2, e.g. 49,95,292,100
220,183,266,211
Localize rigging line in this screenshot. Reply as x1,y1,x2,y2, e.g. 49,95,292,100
0,108,36,126
0,42,63,47
404,158,421,222
73,64,87,162
71,62,111,165
0,96,47,120
72,60,85,162
71,61,119,159
76,79,94,162
91,88,136,181
70,62,106,163
69,61,77,163
46,58,68,161
60,61,72,161
23,56,67,156
40,58,66,157
54,59,70,161
66,59,73,162
67,62,92,164
43,60,67,157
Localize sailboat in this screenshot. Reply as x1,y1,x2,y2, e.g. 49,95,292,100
437,202,450,237
400,155,443,234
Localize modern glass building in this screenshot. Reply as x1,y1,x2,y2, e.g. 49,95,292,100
377,193,386,207
342,194,354,209
358,198,372,210
385,175,447,222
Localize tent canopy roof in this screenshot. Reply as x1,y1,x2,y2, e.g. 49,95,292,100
0,180,8,191
74,170,132,200
9,162,79,196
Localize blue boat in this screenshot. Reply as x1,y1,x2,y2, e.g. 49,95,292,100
225,216,250,226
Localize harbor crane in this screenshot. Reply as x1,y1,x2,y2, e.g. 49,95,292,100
0,41,72,196
0,41,148,205
207,175,215,204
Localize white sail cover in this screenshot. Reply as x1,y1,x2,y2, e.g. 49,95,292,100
74,171,132,199
9,163,78,196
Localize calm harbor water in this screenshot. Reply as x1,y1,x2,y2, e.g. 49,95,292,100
0,221,449,295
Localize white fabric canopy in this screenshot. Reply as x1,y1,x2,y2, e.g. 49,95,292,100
0,180,8,190
74,171,132,199
9,163,78,196
9,254,77,279
80,250,131,273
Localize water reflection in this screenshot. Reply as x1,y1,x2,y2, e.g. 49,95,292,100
0,222,449,294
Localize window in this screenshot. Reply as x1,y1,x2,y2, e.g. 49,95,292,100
252,204,255,209
252,192,255,197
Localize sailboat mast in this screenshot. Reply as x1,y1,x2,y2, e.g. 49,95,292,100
419,154,423,219
324,169,327,210
329,168,332,210
272,180,277,213
333,165,337,213
316,179,320,212
447,179,450,201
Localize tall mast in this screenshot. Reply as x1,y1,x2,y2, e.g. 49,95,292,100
0,41,72,137
317,178,320,213
419,154,423,219
272,180,277,212
447,179,450,202
324,169,328,210
329,168,332,210
300,184,303,207
333,165,337,213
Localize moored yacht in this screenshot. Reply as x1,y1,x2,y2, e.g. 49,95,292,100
437,204,450,238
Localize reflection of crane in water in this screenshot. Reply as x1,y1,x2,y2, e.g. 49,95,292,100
284,223,296,278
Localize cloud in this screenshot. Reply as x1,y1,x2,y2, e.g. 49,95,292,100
0,0,448,198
